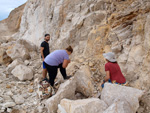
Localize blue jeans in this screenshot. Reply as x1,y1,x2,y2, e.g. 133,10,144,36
101,79,126,88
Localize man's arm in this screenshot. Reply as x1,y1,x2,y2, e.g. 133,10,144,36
40,47,45,61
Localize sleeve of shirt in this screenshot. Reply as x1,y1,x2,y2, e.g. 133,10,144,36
105,63,109,71
41,42,45,47
64,54,69,60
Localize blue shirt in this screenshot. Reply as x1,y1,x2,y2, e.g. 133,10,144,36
44,50,69,66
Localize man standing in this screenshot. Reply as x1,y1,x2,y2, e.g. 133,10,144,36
40,34,50,80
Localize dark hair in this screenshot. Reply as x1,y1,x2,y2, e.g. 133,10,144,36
45,34,50,37
66,46,73,53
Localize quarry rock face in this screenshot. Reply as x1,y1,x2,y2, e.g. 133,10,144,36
17,0,150,91
0,0,150,113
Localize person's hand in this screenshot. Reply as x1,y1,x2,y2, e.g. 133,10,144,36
68,59,71,63
42,58,44,61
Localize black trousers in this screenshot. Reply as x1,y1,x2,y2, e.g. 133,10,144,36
44,62,67,86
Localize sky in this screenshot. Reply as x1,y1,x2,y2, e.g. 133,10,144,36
0,0,27,21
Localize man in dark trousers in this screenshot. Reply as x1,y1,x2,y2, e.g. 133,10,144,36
40,34,50,80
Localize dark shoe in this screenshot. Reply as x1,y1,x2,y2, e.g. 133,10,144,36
42,78,49,82
65,76,72,80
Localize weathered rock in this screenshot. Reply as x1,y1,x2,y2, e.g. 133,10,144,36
74,66,95,97
12,95,25,105
6,43,30,61
101,83,144,113
2,95,13,102
0,97,4,103
11,64,33,81
3,102,16,108
6,59,23,73
0,47,12,65
58,98,108,113
144,13,150,51
45,77,76,113
103,100,134,113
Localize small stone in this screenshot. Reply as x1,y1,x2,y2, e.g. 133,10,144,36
29,89,34,93
78,59,84,63
0,109,5,113
0,97,4,103
24,60,30,66
0,80,2,84
7,108,12,112
12,95,25,105
89,62,94,67
37,105,44,113
3,102,16,107
6,85,11,88
30,82,34,85
5,74,9,78
1,106,6,110
83,62,88,65
6,91,13,96
91,68,96,72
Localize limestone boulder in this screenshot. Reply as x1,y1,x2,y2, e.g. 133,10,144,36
58,98,108,113
6,43,30,61
101,83,144,113
11,64,33,81
74,66,95,97
103,100,134,113
45,77,76,113
6,59,23,73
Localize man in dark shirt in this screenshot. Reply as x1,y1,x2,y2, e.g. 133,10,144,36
40,34,50,80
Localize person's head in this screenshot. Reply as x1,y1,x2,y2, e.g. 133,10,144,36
44,34,50,42
103,52,117,63
66,46,73,55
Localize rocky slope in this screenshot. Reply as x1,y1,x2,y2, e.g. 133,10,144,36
16,0,150,90
0,0,150,113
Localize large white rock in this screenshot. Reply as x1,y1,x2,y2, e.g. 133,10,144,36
6,59,23,73
45,77,76,113
101,83,144,113
103,100,134,113
6,43,30,61
58,98,108,113
11,64,33,81
74,66,95,97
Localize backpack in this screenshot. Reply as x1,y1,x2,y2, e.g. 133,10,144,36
37,80,55,100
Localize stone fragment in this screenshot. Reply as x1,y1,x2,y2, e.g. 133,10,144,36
103,100,134,113
58,98,108,113
3,102,16,108
74,66,95,97
101,83,144,113
6,59,23,74
11,64,33,81
45,77,76,113
12,95,25,105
